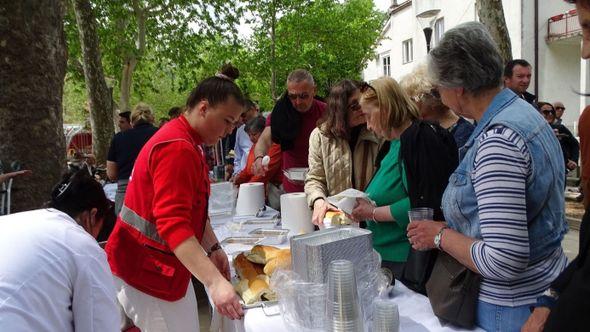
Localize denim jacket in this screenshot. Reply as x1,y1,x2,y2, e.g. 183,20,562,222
442,88,567,262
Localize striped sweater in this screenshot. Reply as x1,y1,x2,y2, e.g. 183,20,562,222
470,125,567,306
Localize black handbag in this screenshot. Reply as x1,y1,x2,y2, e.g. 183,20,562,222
425,251,481,329
400,246,439,295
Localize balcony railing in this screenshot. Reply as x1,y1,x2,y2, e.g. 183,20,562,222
547,9,582,42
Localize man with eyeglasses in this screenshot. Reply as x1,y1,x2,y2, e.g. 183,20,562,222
553,101,566,125
252,69,326,193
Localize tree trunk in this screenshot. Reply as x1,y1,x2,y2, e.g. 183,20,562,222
0,0,67,212
72,0,114,166
477,0,513,64
119,1,146,113
119,56,137,113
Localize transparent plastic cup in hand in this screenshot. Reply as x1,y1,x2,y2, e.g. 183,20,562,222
407,207,433,223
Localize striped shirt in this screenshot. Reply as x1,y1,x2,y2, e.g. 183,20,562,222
470,125,567,306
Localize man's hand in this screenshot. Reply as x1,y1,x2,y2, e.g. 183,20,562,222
0,170,32,184
209,249,231,281
224,164,234,181
567,160,578,171
209,277,244,320
251,157,267,176
521,307,551,332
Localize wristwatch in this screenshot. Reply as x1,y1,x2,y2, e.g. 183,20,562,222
207,242,222,257
434,226,449,250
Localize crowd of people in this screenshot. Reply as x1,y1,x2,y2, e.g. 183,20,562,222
1,0,590,331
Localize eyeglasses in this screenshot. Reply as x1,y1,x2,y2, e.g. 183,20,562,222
359,81,376,94
555,106,566,111
418,88,441,101
287,92,311,101
429,88,440,99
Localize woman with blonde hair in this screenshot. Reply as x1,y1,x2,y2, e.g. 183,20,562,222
351,77,457,289
107,102,158,215
400,64,474,148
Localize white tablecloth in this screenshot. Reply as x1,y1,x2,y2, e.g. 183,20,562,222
210,210,483,332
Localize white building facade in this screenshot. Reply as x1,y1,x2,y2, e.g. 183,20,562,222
363,0,588,132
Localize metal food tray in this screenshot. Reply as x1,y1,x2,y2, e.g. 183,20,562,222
290,228,373,283
220,237,262,245
283,167,309,182
248,228,289,236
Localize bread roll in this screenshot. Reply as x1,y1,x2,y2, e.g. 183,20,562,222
324,211,351,225
263,249,291,276
234,253,263,280
233,253,275,304
240,276,277,304
245,245,281,264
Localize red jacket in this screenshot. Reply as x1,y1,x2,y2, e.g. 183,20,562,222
106,116,210,301
234,142,283,186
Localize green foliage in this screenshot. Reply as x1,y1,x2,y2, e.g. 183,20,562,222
240,0,385,107
63,75,89,124
63,0,384,123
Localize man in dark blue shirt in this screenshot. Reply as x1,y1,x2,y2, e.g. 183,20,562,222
107,103,158,215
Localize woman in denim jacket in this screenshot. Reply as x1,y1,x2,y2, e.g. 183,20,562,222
407,22,568,332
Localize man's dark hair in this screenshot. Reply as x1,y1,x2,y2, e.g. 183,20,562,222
119,111,131,122
167,106,183,118
244,99,257,112
503,59,532,78
245,115,266,134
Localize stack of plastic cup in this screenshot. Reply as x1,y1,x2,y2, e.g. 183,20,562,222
372,299,400,332
326,260,364,332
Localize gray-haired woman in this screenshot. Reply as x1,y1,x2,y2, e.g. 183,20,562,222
406,22,568,331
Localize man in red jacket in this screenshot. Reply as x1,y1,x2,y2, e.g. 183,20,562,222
252,69,326,193
106,67,245,331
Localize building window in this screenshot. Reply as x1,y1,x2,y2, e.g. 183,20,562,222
382,55,391,76
402,39,413,64
433,18,445,47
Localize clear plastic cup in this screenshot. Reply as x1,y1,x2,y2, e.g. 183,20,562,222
326,260,364,332
372,299,400,332
407,207,434,223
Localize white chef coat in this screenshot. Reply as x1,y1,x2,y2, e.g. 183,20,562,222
0,208,119,331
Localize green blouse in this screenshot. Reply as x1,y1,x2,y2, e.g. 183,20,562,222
365,139,411,263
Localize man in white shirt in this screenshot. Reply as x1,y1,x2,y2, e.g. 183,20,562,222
0,170,119,331
233,99,259,176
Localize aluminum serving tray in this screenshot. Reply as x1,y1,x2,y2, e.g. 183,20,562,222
248,228,289,236
242,218,278,226
283,167,309,182
220,237,263,245
290,228,373,283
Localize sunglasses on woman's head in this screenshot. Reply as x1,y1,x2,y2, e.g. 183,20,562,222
359,81,376,94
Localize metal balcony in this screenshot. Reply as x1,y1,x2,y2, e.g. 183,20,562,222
547,9,582,43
